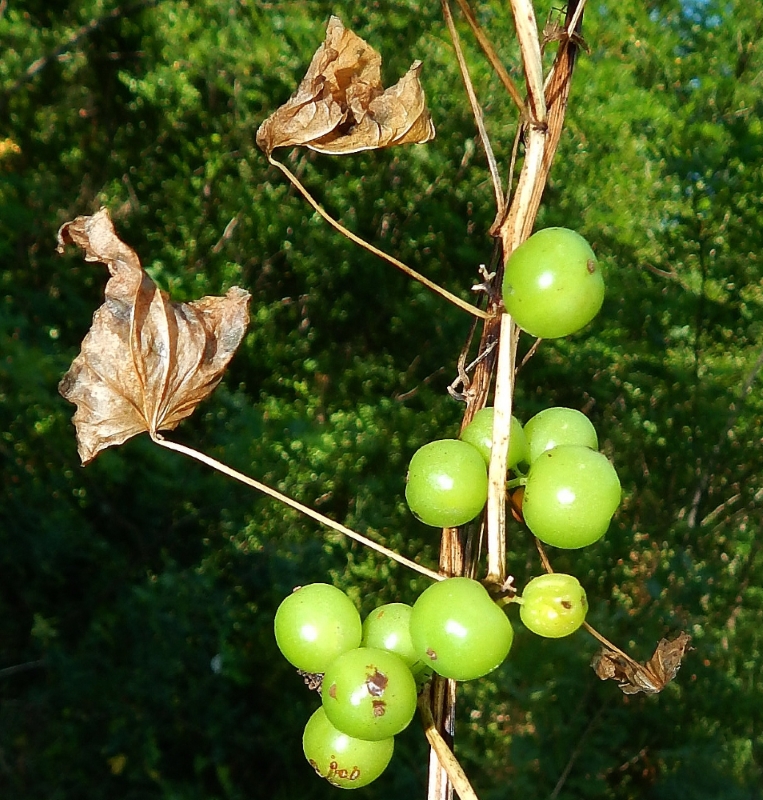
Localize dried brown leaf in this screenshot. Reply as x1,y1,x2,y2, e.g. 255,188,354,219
592,632,692,695
256,15,435,156
57,208,250,465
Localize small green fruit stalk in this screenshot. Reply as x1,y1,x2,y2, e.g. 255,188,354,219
502,227,605,339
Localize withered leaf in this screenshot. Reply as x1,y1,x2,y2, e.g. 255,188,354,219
256,15,435,156
57,208,250,465
592,632,692,695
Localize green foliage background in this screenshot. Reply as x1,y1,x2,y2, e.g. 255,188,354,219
1,0,762,797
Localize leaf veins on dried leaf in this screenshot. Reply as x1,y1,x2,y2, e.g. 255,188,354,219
591,632,692,695
57,208,250,465
256,15,435,156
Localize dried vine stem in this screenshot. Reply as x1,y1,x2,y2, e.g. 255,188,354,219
509,0,546,126
427,1,587,798
427,671,459,800
419,687,480,800
535,538,645,671
441,0,505,220
151,435,443,583
268,156,489,320
453,0,526,116
485,313,518,584
480,0,551,590
582,621,645,671
499,0,584,243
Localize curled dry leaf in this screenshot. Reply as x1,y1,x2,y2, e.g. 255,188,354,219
592,632,692,695
256,15,435,156
57,208,250,465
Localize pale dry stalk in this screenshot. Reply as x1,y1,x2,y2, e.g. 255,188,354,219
427,1,586,798
152,436,444,583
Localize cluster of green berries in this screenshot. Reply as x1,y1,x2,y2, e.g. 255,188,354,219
272,228,614,788
275,571,588,788
406,403,620,551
